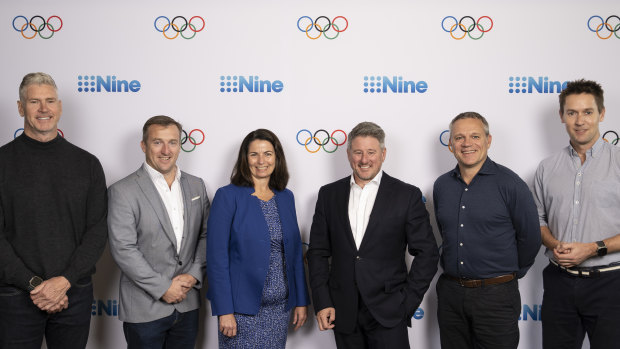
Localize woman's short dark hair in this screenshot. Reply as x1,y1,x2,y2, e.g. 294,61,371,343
231,129,289,191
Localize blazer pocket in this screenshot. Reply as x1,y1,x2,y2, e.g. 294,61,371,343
384,279,406,293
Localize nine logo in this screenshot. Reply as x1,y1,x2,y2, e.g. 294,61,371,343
297,16,348,40
587,16,620,39
78,75,141,93
220,75,283,93
508,76,568,94
296,129,347,153
603,130,619,145
154,16,205,40
364,76,428,94
181,129,205,152
14,128,64,139
92,299,118,316
441,16,493,40
12,15,63,39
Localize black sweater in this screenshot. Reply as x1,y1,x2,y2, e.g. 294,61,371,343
0,134,108,290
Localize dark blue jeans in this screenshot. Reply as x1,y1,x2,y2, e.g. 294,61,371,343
436,274,521,349
0,280,93,349
123,309,199,349
542,263,620,349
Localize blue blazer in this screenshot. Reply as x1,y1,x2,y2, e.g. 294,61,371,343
206,184,310,316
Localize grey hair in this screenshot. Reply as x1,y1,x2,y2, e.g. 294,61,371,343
449,112,489,136
347,121,385,150
19,72,58,103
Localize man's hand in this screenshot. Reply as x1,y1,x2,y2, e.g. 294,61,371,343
316,307,336,331
219,314,237,337
554,242,597,267
292,306,307,331
161,278,191,304
30,276,70,313
173,274,197,293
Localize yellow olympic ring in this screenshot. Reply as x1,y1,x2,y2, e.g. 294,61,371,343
305,23,322,40
304,137,322,153
450,23,468,40
163,23,180,40
596,22,614,39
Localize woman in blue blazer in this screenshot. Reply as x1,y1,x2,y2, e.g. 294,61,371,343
207,129,310,348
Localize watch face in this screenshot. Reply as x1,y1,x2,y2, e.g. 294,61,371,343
30,276,43,289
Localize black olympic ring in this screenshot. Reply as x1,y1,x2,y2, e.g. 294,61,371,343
297,16,348,40
603,130,619,145
296,129,347,153
154,16,205,39
180,129,205,152
12,15,63,39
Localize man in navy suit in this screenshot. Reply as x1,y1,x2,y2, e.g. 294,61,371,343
307,121,439,348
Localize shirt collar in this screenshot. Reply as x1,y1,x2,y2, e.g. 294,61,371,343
350,170,383,188
569,137,605,158
450,157,496,178
143,162,182,184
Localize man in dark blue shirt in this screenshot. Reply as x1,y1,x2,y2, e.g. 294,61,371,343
433,112,541,349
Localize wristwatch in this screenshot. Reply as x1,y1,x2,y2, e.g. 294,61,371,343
596,240,608,257
28,276,43,291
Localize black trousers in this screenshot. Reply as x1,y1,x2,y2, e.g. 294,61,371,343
0,281,93,349
436,274,521,349
542,262,620,349
333,292,410,349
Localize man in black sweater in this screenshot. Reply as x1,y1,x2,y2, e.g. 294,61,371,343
0,72,108,349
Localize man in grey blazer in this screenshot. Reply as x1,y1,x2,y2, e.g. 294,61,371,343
108,115,210,348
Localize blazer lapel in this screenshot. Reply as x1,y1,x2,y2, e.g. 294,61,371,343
337,177,357,250
135,166,178,251
358,173,392,251
179,174,192,252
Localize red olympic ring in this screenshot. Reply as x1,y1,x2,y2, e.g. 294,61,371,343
476,16,493,32
189,16,205,32
330,129,347,146
188,129,205,145
46,15,63,32
332,16,349,32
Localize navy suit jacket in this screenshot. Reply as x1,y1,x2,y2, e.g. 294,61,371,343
206,184,310,316
307,173,439,333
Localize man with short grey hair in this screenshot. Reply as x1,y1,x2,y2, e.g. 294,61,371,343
308,121,439,348
0,72,108,348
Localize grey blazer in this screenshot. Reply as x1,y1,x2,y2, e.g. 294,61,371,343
107,165,210,323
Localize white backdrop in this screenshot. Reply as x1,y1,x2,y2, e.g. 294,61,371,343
1,0,619,348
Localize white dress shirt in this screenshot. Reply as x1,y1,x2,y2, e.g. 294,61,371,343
144,162,185,253
348,170,382,249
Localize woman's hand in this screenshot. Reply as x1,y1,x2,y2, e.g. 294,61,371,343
292,306,308,331
219,313,237,337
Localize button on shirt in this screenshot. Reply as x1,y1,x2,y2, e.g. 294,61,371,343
349,171,382,249
433,158,541,279
144,162,184,253
534,138,620,267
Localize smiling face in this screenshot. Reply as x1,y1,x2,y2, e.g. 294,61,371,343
17,84,62,142
347,136,386,187
450,117,492,173
248,139,276,183
140,124,181,181
560,93,605,152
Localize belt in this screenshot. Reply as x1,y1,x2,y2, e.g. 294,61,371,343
444,273,515,288
550,259,620,278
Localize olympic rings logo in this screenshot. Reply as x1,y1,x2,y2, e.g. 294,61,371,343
181,129,205,152
603,130,619,145
14,128,64,139
439,130,454,153
154,16,205,40
12,15,63,39
587,16,620,39
441,16,493,40
297,16,348,40
296,129,347,153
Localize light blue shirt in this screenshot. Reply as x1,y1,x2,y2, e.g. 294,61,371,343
534,138,620,267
